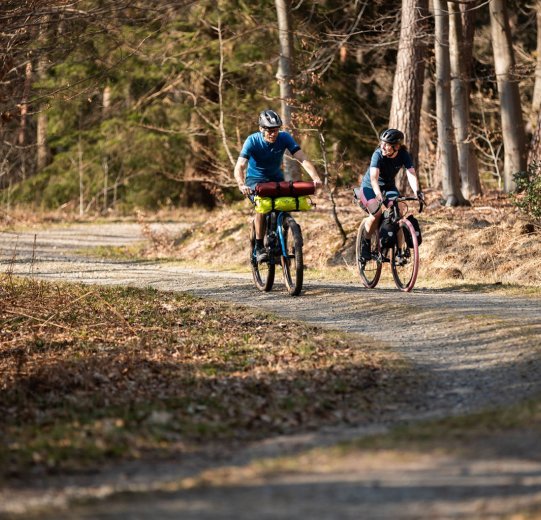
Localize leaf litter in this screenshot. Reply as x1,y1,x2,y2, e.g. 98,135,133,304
0,275,413,479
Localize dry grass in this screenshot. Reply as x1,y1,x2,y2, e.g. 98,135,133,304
128,188,541,288
6,189,538,288
0,275,413,479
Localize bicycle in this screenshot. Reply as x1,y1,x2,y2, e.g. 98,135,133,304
249,194,308,297
354,192,424,292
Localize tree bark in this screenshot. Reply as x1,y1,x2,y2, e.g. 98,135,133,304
275,0,299,181
419,69,437,188
531,0,541,123
489,0,527,192
529,109,541,163
18,61,32,147
434,0,467,206
527,0,541,162
389,0,429,193
36,53,49,172
36,17,50,172
449,0,481,198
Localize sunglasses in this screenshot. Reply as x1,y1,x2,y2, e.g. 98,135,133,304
263,127,280,134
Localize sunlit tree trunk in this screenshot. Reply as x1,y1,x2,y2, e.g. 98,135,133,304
36,16,50,172
434,0,467,206
527,0,541,163
17,60,33,180
529,110,541,163
275,0,299,180
102,84,111,120
389,0,429,193
531,0,541,124
449,0,480,199
419,70,437,188
36,52,49,172
489,0,527,192
18,61,32,147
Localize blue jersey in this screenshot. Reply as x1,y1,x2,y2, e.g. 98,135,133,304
240,131,301,187
361,147,413,190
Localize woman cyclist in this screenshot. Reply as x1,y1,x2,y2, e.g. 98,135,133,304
358,128,424,260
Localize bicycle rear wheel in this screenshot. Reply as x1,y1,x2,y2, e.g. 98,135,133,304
391,219,419,292
281,215,303,296
356,222,382,288
250,222,275,292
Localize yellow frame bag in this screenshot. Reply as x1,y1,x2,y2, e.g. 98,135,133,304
254,195,314,214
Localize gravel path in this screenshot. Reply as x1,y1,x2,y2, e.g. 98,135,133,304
1,223,541,519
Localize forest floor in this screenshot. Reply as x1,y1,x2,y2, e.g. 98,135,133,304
1,188,541,519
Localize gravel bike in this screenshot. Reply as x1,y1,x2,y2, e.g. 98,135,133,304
249,208,304,296
354,193,424,292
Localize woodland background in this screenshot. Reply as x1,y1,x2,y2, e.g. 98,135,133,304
1,0,540,216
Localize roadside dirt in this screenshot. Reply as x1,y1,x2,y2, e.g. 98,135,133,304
1,218,541,519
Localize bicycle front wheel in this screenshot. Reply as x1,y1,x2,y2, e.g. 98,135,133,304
391,219,419,292
356,222,381,288
281,215,303,296
250,222,275,292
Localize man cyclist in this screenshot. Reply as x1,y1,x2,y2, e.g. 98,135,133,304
358,128,424,260
234,109,322,262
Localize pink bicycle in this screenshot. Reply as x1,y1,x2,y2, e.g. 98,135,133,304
354,194,424,292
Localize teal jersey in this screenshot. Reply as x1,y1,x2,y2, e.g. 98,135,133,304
240,131,301,187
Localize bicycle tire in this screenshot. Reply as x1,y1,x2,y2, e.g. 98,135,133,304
356,222,382,288
391,218,419,292
250,221,275,292
281,215,303,296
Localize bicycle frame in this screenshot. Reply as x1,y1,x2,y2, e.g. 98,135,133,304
254,211,288,265
248,184,314,296
355,194,423,292
250,209,305,296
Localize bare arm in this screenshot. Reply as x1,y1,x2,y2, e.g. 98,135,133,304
234,157,251,196
369,167,384,201
405,167,419,194
292,149,322,187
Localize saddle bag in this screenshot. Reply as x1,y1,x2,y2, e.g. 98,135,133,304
405,215,423,247
379,216,398,248
254,195,314,214
255,181,315,197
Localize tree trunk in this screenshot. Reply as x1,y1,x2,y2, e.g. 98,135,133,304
531,0,541,124
36,17,50,173
449,0,480,199
527,0,541,162
102,84,111,120
36,52,49,172
434,0,467,206
18,61,32,147
529,109,541,163
389,0,429,193
489,0,527,192
419,69,437,189
275,0,299,181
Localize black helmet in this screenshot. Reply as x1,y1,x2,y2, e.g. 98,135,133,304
259,109,283,129
379,128,404,145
